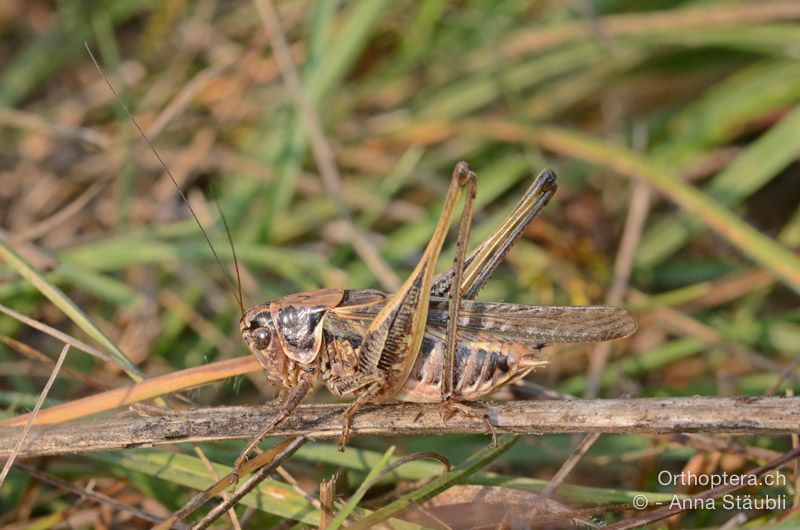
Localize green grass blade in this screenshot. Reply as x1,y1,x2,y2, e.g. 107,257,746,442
0,238,142,380
347,435,518,530
90,448,425,528
559,338,707,396
327,445,395,530
535,126,800,295
294,442,675,506
639,101,800,267
91,449,321,525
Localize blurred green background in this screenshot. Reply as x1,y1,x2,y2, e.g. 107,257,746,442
1,1,799,527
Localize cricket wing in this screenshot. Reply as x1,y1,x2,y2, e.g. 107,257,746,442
427,299,637,344
326,295,637,345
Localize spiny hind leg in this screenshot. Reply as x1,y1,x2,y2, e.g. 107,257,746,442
438,165,496,444
333,165,479,449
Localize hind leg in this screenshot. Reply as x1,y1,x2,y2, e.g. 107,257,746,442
439,399,498,447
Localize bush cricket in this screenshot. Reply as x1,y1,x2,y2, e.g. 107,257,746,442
235,162,637,477
90,47,636,481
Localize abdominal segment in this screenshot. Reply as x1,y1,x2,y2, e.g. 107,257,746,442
395,333,547,403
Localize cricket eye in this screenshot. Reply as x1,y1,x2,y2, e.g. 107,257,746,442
253,327,272,350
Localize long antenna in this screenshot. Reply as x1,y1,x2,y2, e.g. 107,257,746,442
211,181,244,313
85,42,245,315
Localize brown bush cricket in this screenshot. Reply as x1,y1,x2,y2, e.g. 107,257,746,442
234,162,637,477
89,45,636,482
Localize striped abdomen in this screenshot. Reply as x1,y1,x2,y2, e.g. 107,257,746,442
395,333,546,402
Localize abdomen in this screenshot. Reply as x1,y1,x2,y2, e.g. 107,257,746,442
395,333,546,402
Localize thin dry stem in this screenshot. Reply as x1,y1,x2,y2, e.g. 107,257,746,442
12,462,173,527
194,446,242,530
191,436,306,530
0,302,111,366
319,475,336,530
585,180,651,399
2,397,798,459
0,344,68,488
542,432,601,497
253,0,400,291
153,437,306,530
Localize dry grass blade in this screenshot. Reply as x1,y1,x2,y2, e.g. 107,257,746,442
0,302,114,368
12,178,108,243
0,335,105,390
190,436,307,530
145,60,236,140
152,437,305,530
533,124,800,295
0,344,68,489
0,107,111,148
585,180,651,399
12,462,175,527
494,0,800,59
0,356,261,427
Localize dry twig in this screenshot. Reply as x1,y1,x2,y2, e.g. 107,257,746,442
2,396,798,459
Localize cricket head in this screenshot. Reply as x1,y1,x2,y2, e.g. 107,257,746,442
240,304,288,387
241,288,345,388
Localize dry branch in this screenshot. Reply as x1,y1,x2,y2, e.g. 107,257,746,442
2,396,798,459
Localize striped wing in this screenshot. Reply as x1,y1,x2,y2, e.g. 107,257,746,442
327,292,637,346
426,299,637,344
